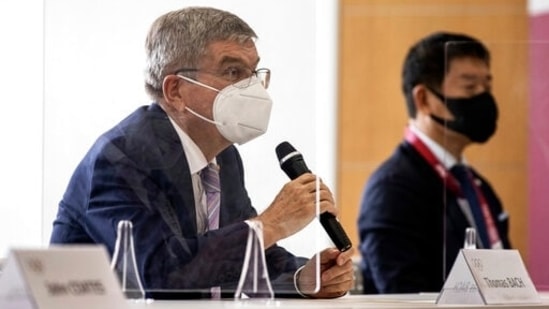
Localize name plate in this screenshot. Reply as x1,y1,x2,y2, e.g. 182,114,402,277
0,245,128,309
437,249,540,305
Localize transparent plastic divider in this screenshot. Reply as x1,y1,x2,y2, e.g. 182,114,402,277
441,40,529,278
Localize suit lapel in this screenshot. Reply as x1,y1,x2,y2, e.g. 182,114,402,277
147,104,197,236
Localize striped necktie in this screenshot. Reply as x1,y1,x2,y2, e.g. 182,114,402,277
201,163,221,298
201,163,220,230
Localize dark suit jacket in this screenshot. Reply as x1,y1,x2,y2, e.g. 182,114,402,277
50,103,302,297
357,141,511,294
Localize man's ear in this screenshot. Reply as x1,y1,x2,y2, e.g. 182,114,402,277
412,84,430,115
162,75,185,111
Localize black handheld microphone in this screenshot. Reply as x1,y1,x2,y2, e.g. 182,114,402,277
275,141,352,252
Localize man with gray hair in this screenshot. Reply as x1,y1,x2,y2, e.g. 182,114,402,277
50,6,353,299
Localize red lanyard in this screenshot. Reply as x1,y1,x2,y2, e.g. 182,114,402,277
404,127,501,248
404,127,461,195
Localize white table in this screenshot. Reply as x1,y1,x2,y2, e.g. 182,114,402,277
127,292,549,309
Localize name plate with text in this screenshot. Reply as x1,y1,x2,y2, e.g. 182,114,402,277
0,245,128,309
437,249,540,305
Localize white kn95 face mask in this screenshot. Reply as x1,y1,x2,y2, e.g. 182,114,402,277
178,75,273,145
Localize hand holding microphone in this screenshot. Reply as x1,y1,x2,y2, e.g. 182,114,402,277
275,141,352,252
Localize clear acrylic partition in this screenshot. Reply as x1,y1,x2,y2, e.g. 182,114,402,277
42,0,332,302
441,41,549,287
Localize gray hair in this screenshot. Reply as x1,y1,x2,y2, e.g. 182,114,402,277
144,6,257,101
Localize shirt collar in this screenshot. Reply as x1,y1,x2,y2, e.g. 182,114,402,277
409,124,461,169
168,116,215,174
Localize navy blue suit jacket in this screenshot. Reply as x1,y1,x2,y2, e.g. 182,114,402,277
50,103,302,296
357,141,511,294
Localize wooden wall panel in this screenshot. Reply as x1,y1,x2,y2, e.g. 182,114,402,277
337,0,529,260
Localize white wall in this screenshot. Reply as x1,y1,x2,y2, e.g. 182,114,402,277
0,0,44,255
3,0,339,259
529,0,549,15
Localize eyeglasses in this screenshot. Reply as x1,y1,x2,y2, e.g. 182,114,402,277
175,66,271,89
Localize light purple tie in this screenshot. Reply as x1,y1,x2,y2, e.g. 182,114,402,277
201,163,221,298
201,163,220,230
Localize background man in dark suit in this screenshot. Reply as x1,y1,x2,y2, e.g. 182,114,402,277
357,31,511,294
50,6,353,298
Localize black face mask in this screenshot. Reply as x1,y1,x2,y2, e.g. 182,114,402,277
429,88,499,143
